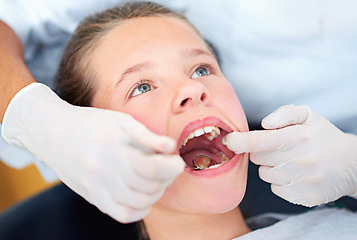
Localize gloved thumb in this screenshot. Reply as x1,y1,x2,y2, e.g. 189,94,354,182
262,105,311,129
222,131,251,154
223,105,312,155
223,126,304,155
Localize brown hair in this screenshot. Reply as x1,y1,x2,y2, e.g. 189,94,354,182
55,1,194,107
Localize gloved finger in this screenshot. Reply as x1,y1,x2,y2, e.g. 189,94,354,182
270,184,299,204
222,131,248,154
89,145,181,193
250,150,297,166
110,206,151,224
271,181,319,207
223,126,305,154
258,165,294,186
124,120,177,154
128,150,185,180
110,183,166,209
118,164,170,194
97,169,166,209
262,105,311,129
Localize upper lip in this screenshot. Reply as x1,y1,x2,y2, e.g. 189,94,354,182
176,116,234,153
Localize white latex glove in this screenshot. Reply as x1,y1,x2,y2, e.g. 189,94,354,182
223,105,357,207
2,83,185,223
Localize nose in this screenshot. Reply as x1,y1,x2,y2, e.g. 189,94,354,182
171,80,211,114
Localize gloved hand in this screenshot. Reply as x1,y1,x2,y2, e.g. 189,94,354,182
2,83,185,223
223,105,357,207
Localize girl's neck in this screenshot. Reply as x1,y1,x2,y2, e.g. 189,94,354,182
144,207,250,240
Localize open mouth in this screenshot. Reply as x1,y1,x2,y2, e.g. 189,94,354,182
179,125,235,171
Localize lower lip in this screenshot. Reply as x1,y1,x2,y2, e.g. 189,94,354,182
184,154,242,178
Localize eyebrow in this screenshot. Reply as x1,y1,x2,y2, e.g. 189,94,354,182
117,62,152,86
181,48,214,59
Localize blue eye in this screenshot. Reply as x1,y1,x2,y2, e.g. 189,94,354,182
131,81,152,97
191,66,210,79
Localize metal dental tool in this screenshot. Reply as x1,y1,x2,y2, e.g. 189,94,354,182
192,154,217,170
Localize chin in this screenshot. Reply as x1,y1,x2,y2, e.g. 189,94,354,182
198,186,246,215
157,153,249,215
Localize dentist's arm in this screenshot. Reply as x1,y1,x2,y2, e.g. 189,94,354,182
223,105,357,207
0,20,35,122
0,20,185,223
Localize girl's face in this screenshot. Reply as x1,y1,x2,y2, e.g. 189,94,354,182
91,16,249,215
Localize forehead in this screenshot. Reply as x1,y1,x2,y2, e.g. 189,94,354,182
92,16,209,59
109,15,202,40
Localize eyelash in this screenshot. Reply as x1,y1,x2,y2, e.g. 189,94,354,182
193,63,215,77
128,79,153,98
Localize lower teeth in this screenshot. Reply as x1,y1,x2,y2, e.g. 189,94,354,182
218,152,229,163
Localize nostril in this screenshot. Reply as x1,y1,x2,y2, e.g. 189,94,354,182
200,93,206,102
180,98,189,106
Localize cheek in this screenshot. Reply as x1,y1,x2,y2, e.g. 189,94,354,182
119,104,168,135
213,82,248,131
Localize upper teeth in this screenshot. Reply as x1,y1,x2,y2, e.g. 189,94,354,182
181,126,220,147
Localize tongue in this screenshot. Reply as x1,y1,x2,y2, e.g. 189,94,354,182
181,149,221,168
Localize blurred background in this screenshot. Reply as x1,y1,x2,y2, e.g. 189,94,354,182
0,159,58,212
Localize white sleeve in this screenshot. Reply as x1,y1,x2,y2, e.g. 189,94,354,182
0,0,120,61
